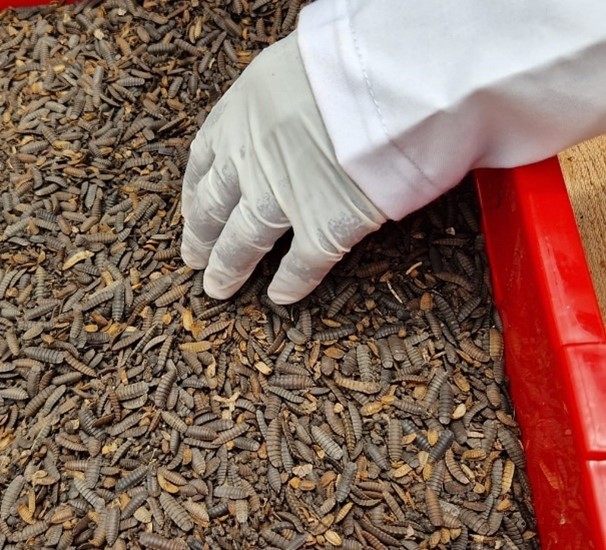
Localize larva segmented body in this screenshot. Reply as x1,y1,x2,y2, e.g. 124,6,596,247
392,397,427,417
327,284,357,318
232,437,261,452
138,532,188,550
445,448,470,484
401,419,431,452
489,327,504,360
267,385,304,404
311,425,343,461
234,497,249,524
212,422,249,445
457,508,491,535
387,419,403,463
428,429,454,463
280,437,294,472
266,418,283,468
364,441,390,471
183,499,209,523
375,339,394,369
185,424,218,441
438,382,455,425
108,411,144,436
260,528,293,550
434,271,474,292
334,373,380,395
459,337,490,363
116,465,148,493
501,459,516,496
498,427,526,469
488,457,504,499
297,308,312,338
23,346,64,364
214,485,248,500
55,433,88,452
323,400,345,438
160,410,188,433
63,353,96,377
433,293,461,336
339,412,356,456
386,334,406,362
356,344,374,382
115,381,149,401
403,339,425,371
73,477,104,510
426,459,446,494
266,464,282,493
343,402,362,443
24,300,58,321
463,399,488,428
286,326,307,345
314,325,356,341
486,382,502,408
354,260,389,279
159,467,188,487
159,492,193,531
23,384,56,417
154,367,177,408
271,375,314,390
154,283,191,307
198,318,232,340
458,201,480,232
335,462,357,503
81,287,116,312
423,368,447,406
103,505,120,546
502,516,526,547
14,520,49,542
0,387,29,400
1,475,25,519
117,490,144,522
39,384,67,416
173,38,200,57
148,42,177,55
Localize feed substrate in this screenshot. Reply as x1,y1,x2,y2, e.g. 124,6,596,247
0,0,538,548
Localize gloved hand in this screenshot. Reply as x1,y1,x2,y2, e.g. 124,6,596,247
181,32,386,304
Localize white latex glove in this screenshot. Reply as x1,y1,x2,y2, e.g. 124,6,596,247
181,32,386,304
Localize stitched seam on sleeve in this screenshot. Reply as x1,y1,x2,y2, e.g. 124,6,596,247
345,0,436,189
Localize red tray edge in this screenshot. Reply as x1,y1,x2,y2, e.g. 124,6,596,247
475,158,606,550
0,0,62,6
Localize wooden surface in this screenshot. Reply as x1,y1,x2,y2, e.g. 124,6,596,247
558,136,606,322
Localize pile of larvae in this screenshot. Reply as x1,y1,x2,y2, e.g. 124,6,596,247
0,0,538,548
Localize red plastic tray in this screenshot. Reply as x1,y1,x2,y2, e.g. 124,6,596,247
476,157,606,549
2,0,606,546
1,0,54,5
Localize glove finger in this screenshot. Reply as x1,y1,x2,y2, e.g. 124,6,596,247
181,164,241,270
267,237,345,305
203,197,289,300
181,129,214,220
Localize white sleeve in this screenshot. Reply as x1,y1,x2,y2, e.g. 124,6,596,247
297,0,606,220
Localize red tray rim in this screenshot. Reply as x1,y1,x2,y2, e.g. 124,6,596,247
476,157,606,549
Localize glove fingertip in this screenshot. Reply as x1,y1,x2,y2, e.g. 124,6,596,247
203,285,233,301
267,281,300,305
203,268,242,301
180,240,209,271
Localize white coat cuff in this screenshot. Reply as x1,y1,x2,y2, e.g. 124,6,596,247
297,0,442,221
